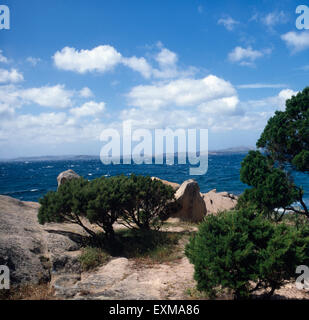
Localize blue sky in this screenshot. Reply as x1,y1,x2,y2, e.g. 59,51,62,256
0,0,309,158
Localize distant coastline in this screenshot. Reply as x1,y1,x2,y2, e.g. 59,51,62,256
0,146,255,163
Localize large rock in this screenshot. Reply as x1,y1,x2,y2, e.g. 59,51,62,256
203,189,238,215
151,177,180,191
172,179,207,222
57,169,80,188
0,195,84,287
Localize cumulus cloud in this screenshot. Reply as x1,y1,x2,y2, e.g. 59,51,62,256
20,84,74,108
53,45,196,80
0,111,107,146
228,46,271,66
53,45,122,74
281,31,309,52
245,89,298,111
0,50,8,63
218,16,239,31
122,56,152,79
156,48,178,67
70,101,105,118
120,87,298,134
0,68,24,83
79,87,94,98
53,45,153,78
127,75,237,110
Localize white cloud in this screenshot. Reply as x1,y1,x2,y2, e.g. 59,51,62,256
198,96,241,115
218,16,239,31
0,68,24,83
53,45,153,78
261,11,288,28
156,48,178,67
79,87,94,98
53,44,196,80
237,83,287,89
152,47,196,79
228,46,271,66
127,75,236,110
198,5,203,14
281,31,309,52
122,56,152,79
0,50,8,63
20,84,74,108
245,89,298,111
70,101,105,118
0,103,15,119
26,57,41,66
53,45,123,74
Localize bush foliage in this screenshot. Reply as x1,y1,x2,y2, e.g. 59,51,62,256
238,86,309,218
38,174,176,240
185,209,309,299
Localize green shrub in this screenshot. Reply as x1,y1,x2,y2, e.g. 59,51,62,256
79,247,110,271
237,151,299,221
119,175,176,231
38,174,176,240
38,178,97,238
185,209,309,299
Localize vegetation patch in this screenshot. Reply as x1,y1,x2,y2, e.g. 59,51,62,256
79,246,110,271
101,229,182,264
0,283,55,300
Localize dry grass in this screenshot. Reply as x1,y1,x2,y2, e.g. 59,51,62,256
0,283,56,300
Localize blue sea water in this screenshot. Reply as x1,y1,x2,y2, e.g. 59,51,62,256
0,153,308,205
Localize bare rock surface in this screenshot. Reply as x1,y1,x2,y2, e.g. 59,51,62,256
172,179,206,222
0,195,84,287
203,189,238,215
57,169,80,188
53,256,195,300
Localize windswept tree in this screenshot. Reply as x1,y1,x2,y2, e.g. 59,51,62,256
38,177,97,238
238,87,309,219
38,174,176,240
118,175,176,231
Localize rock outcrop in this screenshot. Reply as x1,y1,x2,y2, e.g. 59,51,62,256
0,195,84,287
203,189,238,215
151,177,180,191
57,169,80,188
172,179,207,222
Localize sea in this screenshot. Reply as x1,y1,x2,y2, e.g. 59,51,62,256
0,153,308,206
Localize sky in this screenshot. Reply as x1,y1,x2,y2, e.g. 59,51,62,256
0,0,309,158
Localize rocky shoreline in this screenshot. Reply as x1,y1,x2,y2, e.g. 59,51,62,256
2,170,307,300
0,170,238,299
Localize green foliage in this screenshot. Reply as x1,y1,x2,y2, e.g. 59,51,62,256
38,177,98,238
119,175,176,230
238,151,299,219
38,174,176,240
240,86,309,216
257,86,309,172
86,175,129,239
78,246,110,271
185,209,309,299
